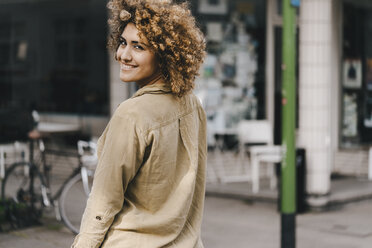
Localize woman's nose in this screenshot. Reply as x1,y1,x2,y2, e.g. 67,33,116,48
118,46,132,61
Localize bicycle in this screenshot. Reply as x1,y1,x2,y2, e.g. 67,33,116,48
1,136,97,234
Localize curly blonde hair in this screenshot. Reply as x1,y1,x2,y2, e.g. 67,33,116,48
107,0,206,97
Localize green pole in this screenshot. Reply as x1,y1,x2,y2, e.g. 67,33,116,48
281,0,297,247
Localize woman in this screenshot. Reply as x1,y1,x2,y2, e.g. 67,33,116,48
71,0,207,247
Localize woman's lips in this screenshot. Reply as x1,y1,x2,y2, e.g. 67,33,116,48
121,63,137,70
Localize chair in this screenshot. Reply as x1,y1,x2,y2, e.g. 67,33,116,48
77,140,98,195
0,141,29,179
237,120,282,193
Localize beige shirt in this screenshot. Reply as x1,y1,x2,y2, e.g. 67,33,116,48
71,83,207,248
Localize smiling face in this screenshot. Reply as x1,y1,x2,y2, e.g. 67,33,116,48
116,23,160,87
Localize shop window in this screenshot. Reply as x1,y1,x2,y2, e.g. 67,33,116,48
341,2,372,147
0,18,28,108
35,16,108,115
0,2,108,115
193,0,267,138
0,22,11,66
53,18,87,67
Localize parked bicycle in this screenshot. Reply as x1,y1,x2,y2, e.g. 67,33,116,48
1,136,97,234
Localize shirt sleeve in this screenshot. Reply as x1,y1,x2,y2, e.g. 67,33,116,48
71,114,147,248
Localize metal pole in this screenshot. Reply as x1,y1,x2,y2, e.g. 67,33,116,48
281,0,297,247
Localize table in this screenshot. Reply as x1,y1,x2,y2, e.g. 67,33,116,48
37,122,81,135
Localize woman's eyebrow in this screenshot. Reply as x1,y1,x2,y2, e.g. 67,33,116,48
132,40,149,47
120,36,149,47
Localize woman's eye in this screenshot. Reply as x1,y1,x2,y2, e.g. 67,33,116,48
134,45,144,50
119,38,126,46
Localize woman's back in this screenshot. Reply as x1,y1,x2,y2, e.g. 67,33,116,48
74,83,207,248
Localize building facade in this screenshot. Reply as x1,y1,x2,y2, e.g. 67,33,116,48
0,0,110,134
1,0,372,207
111,0,372,206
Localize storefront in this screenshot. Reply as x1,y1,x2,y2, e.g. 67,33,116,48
294,0,372,206
320,0,372,184
1,0,370,198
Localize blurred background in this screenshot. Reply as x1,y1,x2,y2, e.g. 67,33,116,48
1,0,372,247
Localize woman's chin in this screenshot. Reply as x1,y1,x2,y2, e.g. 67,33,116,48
120,77,134,83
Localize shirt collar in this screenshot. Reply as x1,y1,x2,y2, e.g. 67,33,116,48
132,82,172,98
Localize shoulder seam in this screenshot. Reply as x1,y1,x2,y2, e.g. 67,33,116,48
144,106,199,134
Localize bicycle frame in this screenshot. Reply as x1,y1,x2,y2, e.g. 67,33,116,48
47,165,82,205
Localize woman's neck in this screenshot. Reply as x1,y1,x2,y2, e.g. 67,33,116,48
137,73,163,88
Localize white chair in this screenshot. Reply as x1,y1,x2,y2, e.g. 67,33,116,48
0,141,29,179
77,140,98,195
237,120,282,193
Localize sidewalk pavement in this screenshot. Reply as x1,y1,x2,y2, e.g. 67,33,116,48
1,149,372,247
205,149,372,209
201,196,372,248
206,176,372,209
1,196,372,248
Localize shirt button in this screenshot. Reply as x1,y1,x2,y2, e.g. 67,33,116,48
96,216,102,220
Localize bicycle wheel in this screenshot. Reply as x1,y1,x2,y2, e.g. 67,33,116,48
59,171,93,234
1,162,45,225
